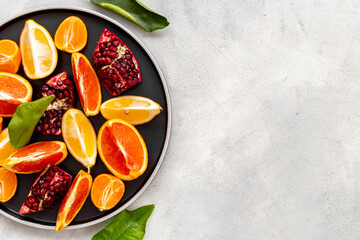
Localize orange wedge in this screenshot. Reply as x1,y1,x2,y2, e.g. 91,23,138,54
0,72,32,117
62,109,97,172
0,39,21,73
0,167,17,202
56,170,92,231
0,128,17,166
20,19,58,79
3,141,67,174
97,119,148,181
55,16,88,53
100,95,162,125
91,174,125,211
71,52,101,116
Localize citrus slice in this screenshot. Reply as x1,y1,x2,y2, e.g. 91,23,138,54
56,170,92,231
62,108,97,172
71,52,101,116
0,128,17,166
0,72,32,117
100,95,162,125
91,174,125,211
55,16,88,53
0,167,17,202
0,39,21,73
97,119,148,181
20,19,58,79
3,141,67,174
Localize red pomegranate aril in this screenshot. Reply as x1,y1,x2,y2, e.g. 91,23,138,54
18,165,72,215
35,72,75,135
92,28,141,96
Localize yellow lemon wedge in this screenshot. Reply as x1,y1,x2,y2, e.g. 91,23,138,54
100,95,162,125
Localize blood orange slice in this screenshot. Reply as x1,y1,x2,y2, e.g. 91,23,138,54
97,119,148,181
91,174,125,211
71,52,101,116
3,141,67,174
0,72,32,117
0,167,17,202
0,128,17,166
56,170,92,231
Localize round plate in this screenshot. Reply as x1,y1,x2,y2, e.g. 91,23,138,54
0,7,171,230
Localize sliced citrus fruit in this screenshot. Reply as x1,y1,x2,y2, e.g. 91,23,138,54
0,167,17,202
0,128,17,166
91,174,125,211
0,39,21,73
20,19,58,79
0,72,32,117
71,52,101,116
56,170,92,231
62,108,97,172
3,141,67,174
100,95,162,125
97,119,148,181
55,16,88,53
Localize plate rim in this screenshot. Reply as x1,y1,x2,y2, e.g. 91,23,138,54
0,5,172,230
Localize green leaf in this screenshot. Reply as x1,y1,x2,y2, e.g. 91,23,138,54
90,0,169,32
8,95,55,149
92,205,155,240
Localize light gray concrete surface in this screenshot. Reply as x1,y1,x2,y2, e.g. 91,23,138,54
1,0,360,239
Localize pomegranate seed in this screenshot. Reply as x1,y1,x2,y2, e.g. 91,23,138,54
42,85,49,91
47,90,55,95
45,129,51,135
94,51,101,57
125,54,131,60
99,43,105,49
43,123,49,130
115,82,121,88
113,40,120,46
109,52,117,58
51,128,56,135
58,93,64,98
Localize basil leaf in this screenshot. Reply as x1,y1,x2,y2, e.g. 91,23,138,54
92,205,154,240
90,0,169,32
8,95,55,149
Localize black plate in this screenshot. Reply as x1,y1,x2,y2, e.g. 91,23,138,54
0,7,170,229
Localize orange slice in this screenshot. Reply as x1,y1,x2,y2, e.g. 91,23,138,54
0,128,17,166
71,52,101,116
0,72,32,117
55,16,88,53
62,109,97,172
20,19,58,79
0,167,17,202
100,95,162,125
97,119,148,181
0,39,21,73
91,174,125,211
3,141,67,174
56,170,92,231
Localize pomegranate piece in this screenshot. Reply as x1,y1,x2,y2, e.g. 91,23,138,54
35,72,75,135
18,164,72,215
92,28,141,96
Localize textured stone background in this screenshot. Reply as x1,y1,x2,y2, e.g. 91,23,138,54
2,0,360,239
